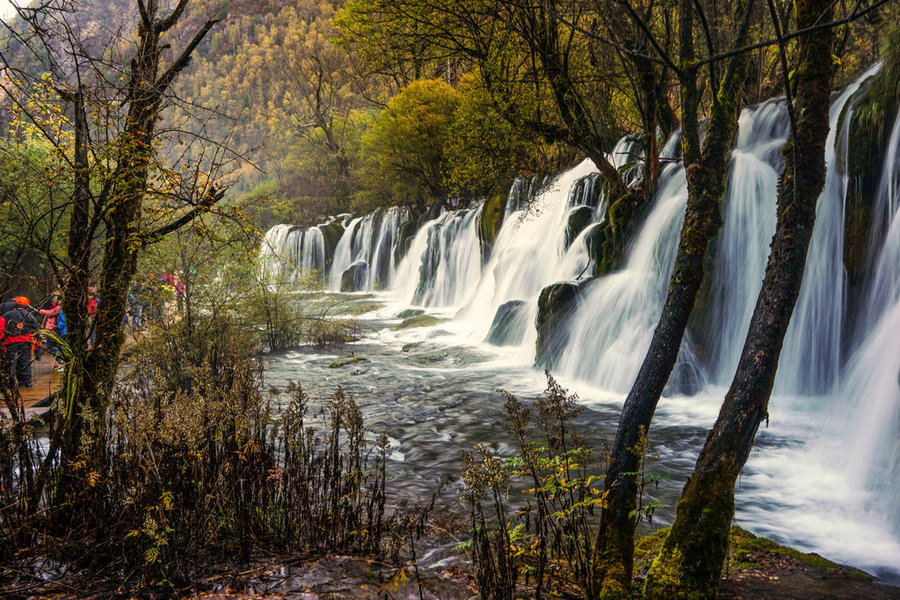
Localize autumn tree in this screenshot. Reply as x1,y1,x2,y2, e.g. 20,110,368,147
0,0,225,498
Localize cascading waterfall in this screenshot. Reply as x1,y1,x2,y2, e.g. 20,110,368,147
397,204,483,307
702,99,787,383
261,65,900,575
260,223,326,282
776,64,881,394
556,98,790,392
329,207,409,291
555,163,693,392
833,105,900,534
451,160,606,341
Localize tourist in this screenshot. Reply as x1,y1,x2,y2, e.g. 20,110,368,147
0,296,39,388
39,294,63,367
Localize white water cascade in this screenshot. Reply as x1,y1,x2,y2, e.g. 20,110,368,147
775,64,881,394
832,104,900,534
259,224,326,282
260,65,900,577
328,207,409,292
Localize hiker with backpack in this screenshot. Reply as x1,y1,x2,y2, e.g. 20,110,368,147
0,296,39,388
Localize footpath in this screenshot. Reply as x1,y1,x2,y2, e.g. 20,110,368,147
1,353,62,422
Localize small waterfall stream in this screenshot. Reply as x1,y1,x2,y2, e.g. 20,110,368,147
260,224,326,282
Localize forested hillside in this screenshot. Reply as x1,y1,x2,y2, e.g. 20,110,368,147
2,0,888,232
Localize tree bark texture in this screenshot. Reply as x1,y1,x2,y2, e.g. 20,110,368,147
642,0,834,596
592,0,754,595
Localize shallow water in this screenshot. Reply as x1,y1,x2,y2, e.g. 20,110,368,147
264,301,900,583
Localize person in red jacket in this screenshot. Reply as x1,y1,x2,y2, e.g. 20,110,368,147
1,296,38,388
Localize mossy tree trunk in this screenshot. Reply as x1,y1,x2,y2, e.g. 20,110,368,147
45,0,221,495
592,0,755,595
643,0,834,596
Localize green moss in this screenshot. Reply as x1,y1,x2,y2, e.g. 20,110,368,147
479,191,507,248
534,282,579,368
401,342,423,352
393,315,447,329
327,356,368,368
728,526,872,579
590,191,648,277
566,206,594,248
396,308,425,319
844,55,900,290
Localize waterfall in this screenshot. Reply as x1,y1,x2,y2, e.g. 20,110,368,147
260,223,326,282
451,160,604,340
555,163,690,392
329,207,409,291
260,65,900,573
555,98,790,392
394,204,483,307
834,106,900,533
776,64,881,394
702,99,787,383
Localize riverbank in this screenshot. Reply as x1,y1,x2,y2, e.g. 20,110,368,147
6,528,898,599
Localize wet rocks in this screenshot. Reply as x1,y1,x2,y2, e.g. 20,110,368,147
535,282,580,369
340,261,369,292
486,300,529,346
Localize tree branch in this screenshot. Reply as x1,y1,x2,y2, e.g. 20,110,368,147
158,0,190,32
141,186,227,247
155,18,220,92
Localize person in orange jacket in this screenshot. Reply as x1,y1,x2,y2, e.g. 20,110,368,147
1,296,38,388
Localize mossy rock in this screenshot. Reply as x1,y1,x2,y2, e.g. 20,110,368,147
327,356,368,368
565,206,594,249
401,341,423,352
319,219,345,264
590,190,648,277
534,282,580,369
396,308,425,319
393,315,447,330
394,219,420,264
637,526,875,598
844,57,900,319
340,261,369,292
486,300,529,346
478,191,507,253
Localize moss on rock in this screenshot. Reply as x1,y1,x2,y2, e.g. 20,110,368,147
566,206,594,249
393,315,447,329
478,191,507,255
534,282,579,369
328,356,368,368
589,191,648,277
320,219,345,265
844,58,900,302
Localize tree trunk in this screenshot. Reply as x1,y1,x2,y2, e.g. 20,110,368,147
643,0,834,596
592,0,754,594
53,0,219,473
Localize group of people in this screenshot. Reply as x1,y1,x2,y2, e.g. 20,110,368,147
1,274,185,390
0,294,67,389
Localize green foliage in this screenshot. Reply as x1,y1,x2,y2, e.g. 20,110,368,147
460,373,607,599
355,79,461,209
0,314,390,588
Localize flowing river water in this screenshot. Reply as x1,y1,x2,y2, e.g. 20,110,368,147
261,65,900,580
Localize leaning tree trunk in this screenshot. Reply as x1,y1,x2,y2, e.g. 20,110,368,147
592,0,754,596
643,0,834,596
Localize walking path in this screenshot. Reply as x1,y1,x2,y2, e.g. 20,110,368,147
1,353,63,422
